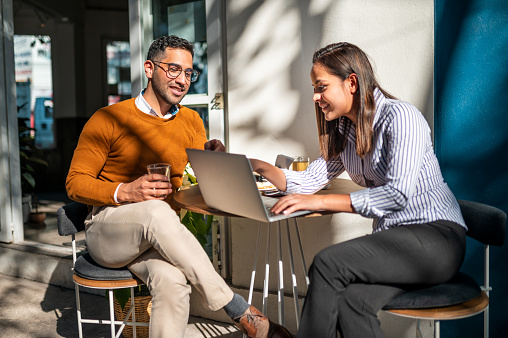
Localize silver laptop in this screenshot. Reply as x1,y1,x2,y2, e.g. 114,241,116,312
186,149,313,223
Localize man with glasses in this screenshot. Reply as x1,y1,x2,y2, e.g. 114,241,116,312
66,35,291,338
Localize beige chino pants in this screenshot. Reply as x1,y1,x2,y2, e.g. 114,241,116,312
84,200,234,337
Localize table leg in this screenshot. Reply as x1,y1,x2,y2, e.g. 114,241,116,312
247,222,262,305
244,222,263,338
247,219,308,329
277,221,285,326
294,218,310,288
262,222,271,315
285,219,300,329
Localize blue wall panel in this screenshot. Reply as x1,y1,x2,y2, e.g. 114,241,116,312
435,0,508,336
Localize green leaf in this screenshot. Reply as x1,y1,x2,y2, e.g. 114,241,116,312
205,214,213,234
181,211,214,247
27,156,49,166
196,233,207,247
192,212,207,234
22,172,36,188
181,210,191,227
187,173,197,184
181,211,197,236
19,150,29,160
20,163,35,174
112,288,131,311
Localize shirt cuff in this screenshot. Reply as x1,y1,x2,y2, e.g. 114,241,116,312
282,169,301,194
114,183,123,204
350,188,369,215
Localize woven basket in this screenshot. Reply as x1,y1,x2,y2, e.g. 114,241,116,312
114,295,152,338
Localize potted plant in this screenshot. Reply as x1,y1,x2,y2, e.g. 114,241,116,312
180,163,214,254
18,112,49,222
28,193,46,226
113,285,151,338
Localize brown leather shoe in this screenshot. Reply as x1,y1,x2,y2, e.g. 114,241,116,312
267,320,293,338
233,305,293,338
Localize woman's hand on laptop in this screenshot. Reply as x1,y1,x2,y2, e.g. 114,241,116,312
271,194,324,215
271,193,356,215
204,139,225,152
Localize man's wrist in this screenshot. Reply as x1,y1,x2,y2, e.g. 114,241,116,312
114,183,124,204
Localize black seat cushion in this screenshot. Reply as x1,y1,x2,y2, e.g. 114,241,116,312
74,252,136,281
383,272,482,310
57,202,90,236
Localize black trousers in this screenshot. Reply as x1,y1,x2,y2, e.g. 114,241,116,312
296,220,466,338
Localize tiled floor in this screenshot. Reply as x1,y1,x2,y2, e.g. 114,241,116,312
0,272,241,338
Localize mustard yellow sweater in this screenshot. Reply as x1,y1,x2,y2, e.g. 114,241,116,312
66,98,207,206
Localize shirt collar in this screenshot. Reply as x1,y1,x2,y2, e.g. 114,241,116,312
134,89,179,119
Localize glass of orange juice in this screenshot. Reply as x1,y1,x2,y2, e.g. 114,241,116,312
292,156,309,171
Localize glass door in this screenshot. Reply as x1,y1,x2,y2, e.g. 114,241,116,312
129,0,229,277
105,40,132,106
130,0,225,141
0,0,21,242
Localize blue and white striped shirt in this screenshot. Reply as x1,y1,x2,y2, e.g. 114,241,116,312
283,88,466,232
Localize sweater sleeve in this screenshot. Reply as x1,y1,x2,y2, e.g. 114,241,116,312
189,109,208,150
66,110,120,206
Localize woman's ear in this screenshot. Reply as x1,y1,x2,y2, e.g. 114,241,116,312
348,73,358,94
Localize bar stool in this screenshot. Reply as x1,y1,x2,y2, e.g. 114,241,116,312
57,202,150,337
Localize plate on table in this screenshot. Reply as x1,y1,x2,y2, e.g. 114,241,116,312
255,181,276,190
254,174,282,196
256,181,277,191
256,182,283,196
263,189,283,197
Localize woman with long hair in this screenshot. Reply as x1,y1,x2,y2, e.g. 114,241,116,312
250,42,466,337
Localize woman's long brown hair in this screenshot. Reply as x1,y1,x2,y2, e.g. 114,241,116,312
312,42,395,160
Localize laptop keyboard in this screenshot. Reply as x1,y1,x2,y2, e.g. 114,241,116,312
262,196,279,217
265,206,277,217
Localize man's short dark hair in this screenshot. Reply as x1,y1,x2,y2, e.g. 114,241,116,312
147,35,194,61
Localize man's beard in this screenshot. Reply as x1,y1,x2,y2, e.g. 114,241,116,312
151,73,189,106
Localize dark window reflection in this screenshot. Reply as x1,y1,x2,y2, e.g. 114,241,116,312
152,0,207,95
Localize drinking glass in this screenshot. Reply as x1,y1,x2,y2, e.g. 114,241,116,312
147,163,171,181
292,156,310,171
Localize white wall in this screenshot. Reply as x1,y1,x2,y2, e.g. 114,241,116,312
224,1,435,336
226,0,434,162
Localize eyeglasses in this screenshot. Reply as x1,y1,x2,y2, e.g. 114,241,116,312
151,60,200,82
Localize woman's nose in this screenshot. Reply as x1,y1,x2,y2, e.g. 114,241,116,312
313,92,321,102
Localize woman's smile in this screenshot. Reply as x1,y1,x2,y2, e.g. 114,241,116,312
310,63,357,123
319,103,330,111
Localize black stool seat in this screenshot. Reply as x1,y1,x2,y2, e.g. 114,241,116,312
383,272,481,310
74,252,136,281
383,200,506,337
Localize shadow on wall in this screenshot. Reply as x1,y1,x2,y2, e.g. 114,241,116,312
226,0,331,159
435,0,508,337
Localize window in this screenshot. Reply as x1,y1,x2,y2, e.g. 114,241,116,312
106,41,131,105
14,35,55,149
